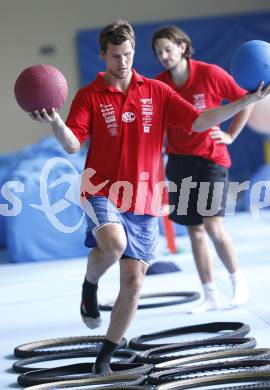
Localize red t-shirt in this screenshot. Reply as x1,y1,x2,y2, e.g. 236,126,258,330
156,60,246,167
65,69,200,215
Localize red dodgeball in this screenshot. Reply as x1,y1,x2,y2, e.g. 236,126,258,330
14,64,68,113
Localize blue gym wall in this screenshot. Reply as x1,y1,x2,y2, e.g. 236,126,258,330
76,11,270,183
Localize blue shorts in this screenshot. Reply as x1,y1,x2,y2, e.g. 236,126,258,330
84,196,158,263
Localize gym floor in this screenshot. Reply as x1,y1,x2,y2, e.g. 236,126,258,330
1,211,270,389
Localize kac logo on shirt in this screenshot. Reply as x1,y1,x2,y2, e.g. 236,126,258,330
122,112,136,123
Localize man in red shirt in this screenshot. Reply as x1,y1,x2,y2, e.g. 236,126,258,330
30,20,269,373
152,25,254,313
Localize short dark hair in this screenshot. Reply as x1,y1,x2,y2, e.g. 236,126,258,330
152,25,193,59
99,19,135,53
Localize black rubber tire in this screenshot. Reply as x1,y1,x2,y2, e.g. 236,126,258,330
19,374,147,389
99,291,200,310
12,349,137,373
23,377,270,390
22,381,270,390
148,358,270,385
155,371,270,389
194,384,270,390
136,337,257,364
153,347,270,371
129,321,250,350
14,335,127,358
24,386,148,390
17,362,152,386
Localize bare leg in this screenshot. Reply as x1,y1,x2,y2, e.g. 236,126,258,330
94,258,147,373
81,223,127,329
187,224,220,313
204,216,238,273
106,258,148,343
187,224,214,284
204,216,248,306
86,223,127,283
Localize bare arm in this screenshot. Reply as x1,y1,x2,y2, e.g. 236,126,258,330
210,104,254,145
29,108,81,154
226,104,254,140
192,82,270,132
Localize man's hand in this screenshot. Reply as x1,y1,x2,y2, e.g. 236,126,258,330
210,126,233,145
28,108,61,124
249,81,270,102
28,108,80,153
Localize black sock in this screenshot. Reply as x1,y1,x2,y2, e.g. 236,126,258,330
94,339,118,374
80,278,100,319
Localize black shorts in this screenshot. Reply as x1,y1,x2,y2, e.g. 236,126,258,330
166,154,229,226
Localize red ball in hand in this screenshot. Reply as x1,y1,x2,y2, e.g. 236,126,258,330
14,64,68,113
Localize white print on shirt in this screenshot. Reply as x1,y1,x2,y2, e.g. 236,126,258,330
99,103,118,136
141,98,152,104
193,94,206,110
140,98,153,133
122,112,136,123
105,116,116,124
